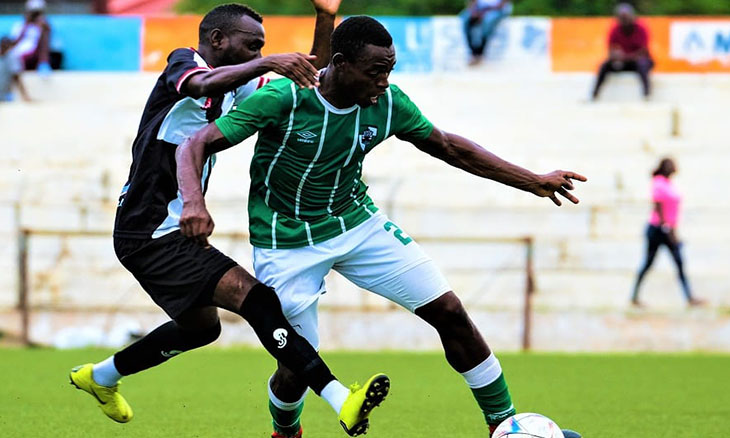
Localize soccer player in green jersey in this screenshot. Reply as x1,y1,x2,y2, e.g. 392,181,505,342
69,4,395,437
176,16,586,438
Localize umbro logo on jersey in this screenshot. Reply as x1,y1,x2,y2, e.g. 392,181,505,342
296,131,317,143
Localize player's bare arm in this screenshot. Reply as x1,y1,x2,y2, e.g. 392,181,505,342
185,52,320,97
309,0,341,69
184,1,340,95
175,124,233,246
406,127,587,206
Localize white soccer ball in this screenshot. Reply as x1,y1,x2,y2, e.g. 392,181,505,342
493,413,565,438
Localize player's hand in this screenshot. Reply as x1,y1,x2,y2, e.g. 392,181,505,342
532,170,587,206
180,200,215,247
310,0,341,16
264,53,320,89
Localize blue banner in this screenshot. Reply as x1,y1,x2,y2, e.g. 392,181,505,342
0,15,141,71
375,17,433,73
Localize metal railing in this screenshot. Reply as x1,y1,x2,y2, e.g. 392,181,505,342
16,228,536,350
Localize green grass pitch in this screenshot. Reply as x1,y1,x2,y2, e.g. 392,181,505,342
1,348,729,437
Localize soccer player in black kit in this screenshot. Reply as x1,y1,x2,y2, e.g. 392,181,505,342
69,3,389,436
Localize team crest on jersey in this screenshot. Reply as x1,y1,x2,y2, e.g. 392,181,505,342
359,126,378,150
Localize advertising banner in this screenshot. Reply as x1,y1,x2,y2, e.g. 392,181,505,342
2,14,728,74
0,15,141,71
142,16,200,72
432,17,550,72
552,17,730,73
142,16,336,72
669,20,730,70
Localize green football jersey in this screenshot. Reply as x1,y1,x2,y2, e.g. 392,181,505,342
216,77,433,249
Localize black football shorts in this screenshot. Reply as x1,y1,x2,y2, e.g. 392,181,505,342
114,231,237,319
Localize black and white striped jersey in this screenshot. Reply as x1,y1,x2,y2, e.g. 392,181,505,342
113,48,267,240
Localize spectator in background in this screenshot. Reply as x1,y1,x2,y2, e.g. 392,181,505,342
1,37,30,102
9,0,52,75
460,0,512,66
631,158,704,307
591,3,653,100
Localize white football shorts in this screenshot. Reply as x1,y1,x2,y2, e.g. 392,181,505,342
252,212,451,349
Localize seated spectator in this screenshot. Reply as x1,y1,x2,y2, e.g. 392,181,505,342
460,0,512,66
10,0,52,75
592,3,653,100
1,36,30,102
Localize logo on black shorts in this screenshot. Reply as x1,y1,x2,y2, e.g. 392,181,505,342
161,349,184,358
273,328,288,349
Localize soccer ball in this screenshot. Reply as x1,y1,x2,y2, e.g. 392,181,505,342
493,413,564,438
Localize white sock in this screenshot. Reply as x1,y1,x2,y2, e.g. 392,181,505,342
460,353,502,388
319,380,350,414
268,375,308,411
92,356,123,387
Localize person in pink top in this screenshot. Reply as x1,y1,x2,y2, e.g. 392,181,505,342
631,158,703,306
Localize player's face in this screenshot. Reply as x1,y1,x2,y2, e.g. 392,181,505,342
341,44,396,107
222,15,265,66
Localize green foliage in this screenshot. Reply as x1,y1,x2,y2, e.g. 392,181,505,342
514,0,730,16
175,0,467,16
176,0,730,16
2,348,730,436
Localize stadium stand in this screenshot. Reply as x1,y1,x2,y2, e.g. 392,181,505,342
1,67,728,350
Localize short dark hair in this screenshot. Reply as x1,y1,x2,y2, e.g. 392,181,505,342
331,16,393,62
199,3,263,43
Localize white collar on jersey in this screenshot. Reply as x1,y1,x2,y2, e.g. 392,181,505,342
314,68,359,114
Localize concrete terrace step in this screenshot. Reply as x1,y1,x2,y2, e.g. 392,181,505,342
2,71,728,333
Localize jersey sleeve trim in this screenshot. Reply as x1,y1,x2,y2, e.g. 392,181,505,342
257,77,270,89
384,87,393,138
175,67,210,94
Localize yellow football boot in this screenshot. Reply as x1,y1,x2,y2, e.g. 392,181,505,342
69,363,133,423
338,373,390,436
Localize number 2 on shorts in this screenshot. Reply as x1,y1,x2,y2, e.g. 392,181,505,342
384,221,413,246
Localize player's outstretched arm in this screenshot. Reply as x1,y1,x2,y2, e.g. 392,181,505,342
184,53,320,98
175,124,233,246
309,0,341,69
407,127,587,206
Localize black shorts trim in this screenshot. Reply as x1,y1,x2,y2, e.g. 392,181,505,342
114,231,238,319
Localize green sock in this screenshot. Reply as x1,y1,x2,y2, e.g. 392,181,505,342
470,373,516,426
269,400,304,436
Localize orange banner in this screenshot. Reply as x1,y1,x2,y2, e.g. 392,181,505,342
142,16,331,72
552,16,730,73
143,16,200,71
